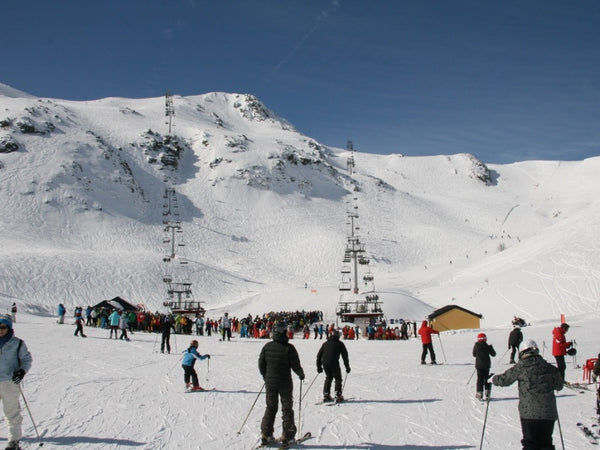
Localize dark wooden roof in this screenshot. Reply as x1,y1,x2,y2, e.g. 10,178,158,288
428,304,482,320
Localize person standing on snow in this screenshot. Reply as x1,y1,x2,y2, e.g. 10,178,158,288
0,314,33,450
108,309,121,339
118,312,130,341
258,322,305,447
74,306,87,338
418,320,439,364
316,328,351,402
57,303,66,324
592,354,600,416
181,340,210,391
508,325,523,364
160,315,175,353
551,323,572,382
472,333,496,400
492,339,563,450
221,312,232,341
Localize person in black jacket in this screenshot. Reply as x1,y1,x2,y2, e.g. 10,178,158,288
316,328,351,403
493,339,563,450
473,333,496,400
508,326,523,364
258,322,305,447
160,315,175,354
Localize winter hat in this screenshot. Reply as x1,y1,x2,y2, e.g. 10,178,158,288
190,340,199,348
0,314,13,329
560,323,570,331
477,333,487,342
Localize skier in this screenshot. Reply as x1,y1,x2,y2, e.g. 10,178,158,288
73,306,87,338
551,323,572,382
0,314,33,450
258,322,305,447
108,309,120,339
160,315,175,353
418,320,439,364
592,354,600,416
316,328,351,402
221,312,232,341
181,340,210,391
57,303,66,324
10,303,17,323
118,312,130,341
472,333,496,400
492,339,563,450
508,325,523,364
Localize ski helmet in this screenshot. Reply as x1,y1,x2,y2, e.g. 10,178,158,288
477,333,487,342
560,323,570,331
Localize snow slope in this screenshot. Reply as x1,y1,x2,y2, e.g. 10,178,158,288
8,310,600,449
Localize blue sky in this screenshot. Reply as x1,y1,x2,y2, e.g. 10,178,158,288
4,1,600,164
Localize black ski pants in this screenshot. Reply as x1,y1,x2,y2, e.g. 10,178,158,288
182,364,199,388
261,385,296,441
475,368,491,395
554,355,566,382
161,333,171,353
323,364,343,397
520,418,555,450
510,345,519,363
421,343,436,363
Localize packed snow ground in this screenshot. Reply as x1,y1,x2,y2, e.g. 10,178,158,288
6,309,600,449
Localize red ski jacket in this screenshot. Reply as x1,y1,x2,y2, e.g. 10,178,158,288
551,327,570,357
418,321,439,344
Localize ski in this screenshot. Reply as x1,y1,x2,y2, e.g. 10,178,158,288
279,432,312,449
184,387,215,393
566,381,592,391
326,397,355,405
253,432,312,449
577,422,599,445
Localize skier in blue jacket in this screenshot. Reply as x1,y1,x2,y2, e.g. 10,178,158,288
0,314,33,450
182,340,210,391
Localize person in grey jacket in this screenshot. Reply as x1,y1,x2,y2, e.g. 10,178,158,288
0,314,33,450
258,322,304,447
492,338,563,450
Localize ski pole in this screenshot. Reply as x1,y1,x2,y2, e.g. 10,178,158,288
437,334,447,363
298,380,303,437
237,383,265,435
342,371,349,394
478,388,491,449
467,367,476,385
556,409,565,450
206,356,210,382
301,372,320,402
497,347,510,364
170,353,184,371
19,385,43,447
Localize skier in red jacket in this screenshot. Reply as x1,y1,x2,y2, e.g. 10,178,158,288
551,323,572,382
418,320,439,364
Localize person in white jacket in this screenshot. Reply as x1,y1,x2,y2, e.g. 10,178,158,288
0,314,33,450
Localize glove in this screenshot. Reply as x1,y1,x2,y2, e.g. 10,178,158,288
567,341,573,348
317,367,323,373
346,367,351,374
12,369,25,384
487,373,495,382
299,374,305,381
207,354,211,359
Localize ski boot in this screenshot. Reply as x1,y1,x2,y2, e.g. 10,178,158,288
5,441,21,450
335,393,344,403
260,434,275,446
323,394,334,402
475,391,483,400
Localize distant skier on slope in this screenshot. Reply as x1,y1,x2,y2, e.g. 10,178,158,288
316,328,350,403
592,354,600,416
472,333,496,400
181,340,210,391
418,320,439,364
508,325,523,364
492,339,563,449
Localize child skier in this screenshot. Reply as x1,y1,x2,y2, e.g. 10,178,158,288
472,333,496,400
181,340,210,391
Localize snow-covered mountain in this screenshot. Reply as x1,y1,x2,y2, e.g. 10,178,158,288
1,82,599,327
